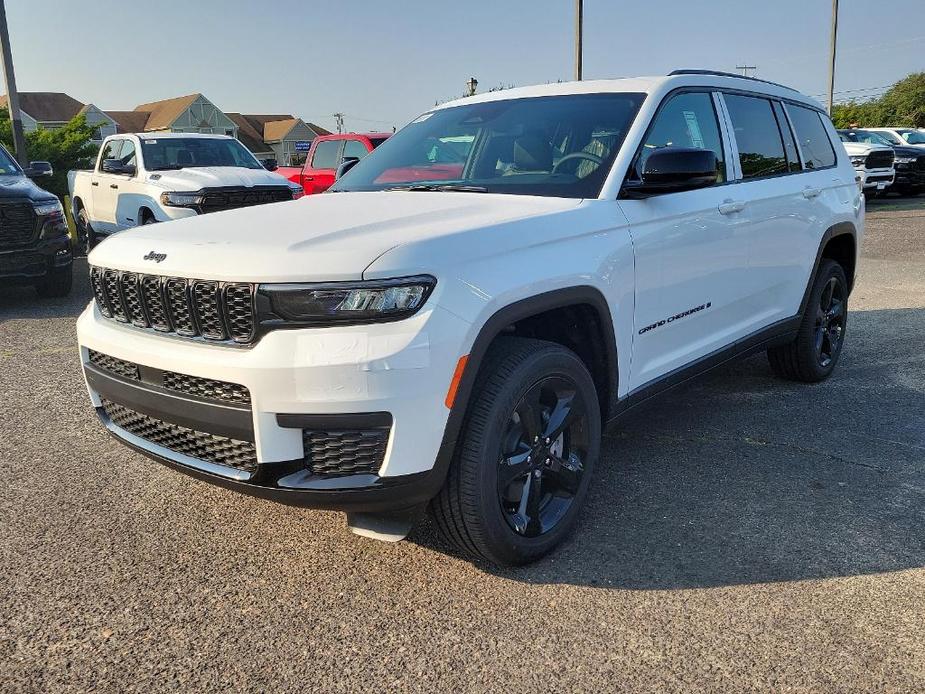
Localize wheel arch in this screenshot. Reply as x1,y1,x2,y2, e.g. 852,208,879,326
800,221,858,317
426,286,619,499
138,205,156,224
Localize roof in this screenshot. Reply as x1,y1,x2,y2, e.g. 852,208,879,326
0,92,85,122
107,110,153,133
225,112,273,153
263,118,300,142
436,74,823,112
132,93,201,130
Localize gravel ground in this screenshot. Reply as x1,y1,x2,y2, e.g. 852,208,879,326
1,201,923,692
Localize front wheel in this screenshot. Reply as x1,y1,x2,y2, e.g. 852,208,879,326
35,265,73,298
431,338,601,566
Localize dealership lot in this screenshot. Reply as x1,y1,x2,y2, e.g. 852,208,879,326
1,200,923,691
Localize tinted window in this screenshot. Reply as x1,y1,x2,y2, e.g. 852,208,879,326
786,105,837,169
99,140,121,170
311,140,341,169
636,91,726,183
119,140,137,170
343,139,369,161
369,137,389,149
139,137,262,170
724,94,788,178
772,101,802,172
331,93,645,198
0,145,22,175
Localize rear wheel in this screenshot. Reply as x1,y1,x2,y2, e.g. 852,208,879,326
432,338,601,566
77,207,96,256
767,259,847,382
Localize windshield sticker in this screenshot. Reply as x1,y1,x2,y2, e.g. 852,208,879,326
682,111,705,149
144,140,157,144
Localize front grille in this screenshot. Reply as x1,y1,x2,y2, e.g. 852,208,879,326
90,266,256,344
199,187,291,214
865,150,894,169
0,250,43,275
916,157,925,172
102,398,257,474
0,202,37,249
88,349,140,380
302,429,389,476
162,371,251,405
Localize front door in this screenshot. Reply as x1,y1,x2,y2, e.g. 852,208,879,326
92,139,124,233
619,90,752,391
302,139,341,194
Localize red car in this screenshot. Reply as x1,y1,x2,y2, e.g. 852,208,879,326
278,133,390,195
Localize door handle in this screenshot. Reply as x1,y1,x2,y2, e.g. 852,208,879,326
110,184,119,189
718,199,746,215
802,187,821,199
91,181,99,187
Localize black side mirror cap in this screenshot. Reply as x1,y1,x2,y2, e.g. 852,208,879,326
621,147,720,198
263,158,278,171
335,157,361,180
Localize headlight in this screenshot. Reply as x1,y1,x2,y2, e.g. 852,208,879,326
288,182,305,200
849,156,867,167
33,200,64,218
160,191,201,207
895,156,916,164
260,275,436,325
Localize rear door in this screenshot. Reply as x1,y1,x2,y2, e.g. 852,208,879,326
620,90,752,391
302,139,342,194
719,92,813,326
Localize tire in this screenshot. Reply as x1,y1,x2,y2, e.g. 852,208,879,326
35,265,73,298
77,207,96,256
767,258,848,382
142,211,157,225
431,337,601,566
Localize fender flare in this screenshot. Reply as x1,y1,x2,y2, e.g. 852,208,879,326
424,286,619,497
798,221,858,318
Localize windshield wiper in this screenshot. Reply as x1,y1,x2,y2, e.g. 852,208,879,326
383,183,489,193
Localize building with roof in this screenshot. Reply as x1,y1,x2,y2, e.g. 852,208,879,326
226,113,329,165
0,92,117,145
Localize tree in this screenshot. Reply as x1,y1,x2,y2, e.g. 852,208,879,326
0,108,98,199
879,72,925,127
831,100,887,129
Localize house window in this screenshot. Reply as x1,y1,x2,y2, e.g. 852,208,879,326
225,129,234,136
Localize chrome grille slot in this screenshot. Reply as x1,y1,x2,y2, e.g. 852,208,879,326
90,267,112,318
224,284,255,343
103,269,127,322
120,273,147,328
165,278,196,336
191,281,226,340
141,275,170,331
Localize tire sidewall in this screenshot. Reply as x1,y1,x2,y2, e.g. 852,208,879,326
800,259,848,379
465,346,601,564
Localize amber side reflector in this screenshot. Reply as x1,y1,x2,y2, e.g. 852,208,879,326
445,355,469,409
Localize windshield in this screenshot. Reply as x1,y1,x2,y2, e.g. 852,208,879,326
873,130,904,145
0,145,22,175
899,130,925,145
331,93,646,198
140,137,263,171
840,130,894,147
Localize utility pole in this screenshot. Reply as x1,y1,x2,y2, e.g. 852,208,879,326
333,112,344,134
0,0,27,165
574,0,583,81
826,0,839,115
736,64,757,77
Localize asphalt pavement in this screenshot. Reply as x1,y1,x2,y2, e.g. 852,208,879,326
1,199,923,692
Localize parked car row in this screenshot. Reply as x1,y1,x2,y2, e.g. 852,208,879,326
837,127,925,197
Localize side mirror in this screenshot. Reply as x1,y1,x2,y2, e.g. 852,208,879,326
622,147,720,197
26,161,53,178
263,158,278,171
335,157,361,180
101,158,123,174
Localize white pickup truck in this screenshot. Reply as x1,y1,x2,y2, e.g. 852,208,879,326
69,133,302,253
836,136,895,195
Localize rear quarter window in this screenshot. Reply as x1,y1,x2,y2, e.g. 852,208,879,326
786,105,837,169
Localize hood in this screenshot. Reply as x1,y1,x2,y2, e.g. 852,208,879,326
890,145,924,158
840,141,892,156
88,191,580,282
0,173,57,203
144,166,290,191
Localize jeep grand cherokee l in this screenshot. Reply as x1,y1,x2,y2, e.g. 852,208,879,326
77,70,862,565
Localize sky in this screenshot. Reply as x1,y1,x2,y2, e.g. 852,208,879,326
5,0,924,133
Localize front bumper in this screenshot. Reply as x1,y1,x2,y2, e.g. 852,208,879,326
0,235,72,285
856,167,895,190
77,299,470,511
891,165,925,190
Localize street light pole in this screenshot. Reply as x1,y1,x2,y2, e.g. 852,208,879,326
574,0,583,81
826,0,839,115
0,0,27,165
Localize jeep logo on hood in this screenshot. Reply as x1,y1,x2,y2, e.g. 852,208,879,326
143,251,167,263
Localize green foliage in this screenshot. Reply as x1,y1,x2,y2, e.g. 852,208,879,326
0,107,98,199
831,72,925,129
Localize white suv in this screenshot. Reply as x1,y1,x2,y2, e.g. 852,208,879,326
77,70,862,565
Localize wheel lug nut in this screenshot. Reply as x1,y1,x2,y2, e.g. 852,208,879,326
534,470,541,478
545,437,550,444
527,456,531,463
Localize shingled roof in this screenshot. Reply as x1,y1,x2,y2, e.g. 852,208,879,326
132,93,201,130
225,113,273,153
106,110,153,134
0,92,85,122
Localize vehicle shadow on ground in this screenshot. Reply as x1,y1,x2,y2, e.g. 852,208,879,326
0,258,90,325
411,307,925,589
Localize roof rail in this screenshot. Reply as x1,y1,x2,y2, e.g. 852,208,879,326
668,69,798,93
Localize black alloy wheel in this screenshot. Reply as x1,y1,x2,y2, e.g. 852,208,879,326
498,376,590,538
815,275,846,368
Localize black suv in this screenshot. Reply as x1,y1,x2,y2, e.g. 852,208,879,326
0,143,72,297
838,129,925,196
